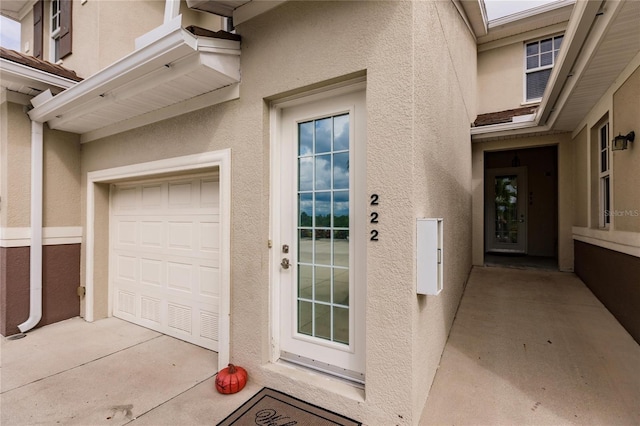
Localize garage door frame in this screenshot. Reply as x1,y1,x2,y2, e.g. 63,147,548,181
85,150,231,369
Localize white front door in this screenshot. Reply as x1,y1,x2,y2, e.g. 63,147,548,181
110,174,221,351
274,85,366,383
485,167,528,254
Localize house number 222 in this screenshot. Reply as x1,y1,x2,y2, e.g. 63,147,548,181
370,194,379,241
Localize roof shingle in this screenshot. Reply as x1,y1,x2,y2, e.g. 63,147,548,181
0,47,83,82
474,106,538,127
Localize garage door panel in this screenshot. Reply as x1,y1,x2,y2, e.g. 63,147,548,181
141,184,163,208
167,221,195,250
167,261,194,292
116,255,138,282
116,221,138,245
140,258,163,286
199,265,219,297
111,175,221,351
201,179,219,208
139,221,163,248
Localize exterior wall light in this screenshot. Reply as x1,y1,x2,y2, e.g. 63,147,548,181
612,131,635,151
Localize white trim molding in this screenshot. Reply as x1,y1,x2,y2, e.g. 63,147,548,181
85,150,232,370
0,226,83,247
573,226,640,258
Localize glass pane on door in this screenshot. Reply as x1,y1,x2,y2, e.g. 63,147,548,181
297,114,350,345
494,175,519,244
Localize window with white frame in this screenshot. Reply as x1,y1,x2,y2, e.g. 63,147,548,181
49,0,71,62
524,34,563,102
599,122,610,227
50,0,61,61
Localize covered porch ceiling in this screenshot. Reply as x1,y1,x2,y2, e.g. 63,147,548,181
550,0,640,131
27,21,241,143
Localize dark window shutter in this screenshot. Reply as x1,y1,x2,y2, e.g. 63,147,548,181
58,0,72,59
33,0,43,59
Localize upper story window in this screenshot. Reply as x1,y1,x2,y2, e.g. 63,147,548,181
524,34,563,102
51,0,61,35
49,0,72,62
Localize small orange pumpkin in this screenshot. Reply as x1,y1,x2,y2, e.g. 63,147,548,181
215,364,248,394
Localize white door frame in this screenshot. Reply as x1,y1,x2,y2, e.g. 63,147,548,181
269,79,367,379
485,166,528,254
85,150,231,369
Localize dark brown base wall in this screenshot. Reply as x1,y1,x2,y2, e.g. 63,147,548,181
0,244,81,336
574,240,640,344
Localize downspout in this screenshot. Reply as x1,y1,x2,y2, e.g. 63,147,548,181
18,120,43,333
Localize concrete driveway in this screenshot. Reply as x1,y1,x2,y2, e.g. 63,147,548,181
0,317,260,425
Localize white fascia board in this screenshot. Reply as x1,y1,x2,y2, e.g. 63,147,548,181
0,58,79,90
28,26,197,123
471,121,548,141
233,0,287,26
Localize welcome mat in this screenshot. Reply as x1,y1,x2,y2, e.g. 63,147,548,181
217,387,361,426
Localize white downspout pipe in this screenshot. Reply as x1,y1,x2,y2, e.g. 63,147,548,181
18,120,43,333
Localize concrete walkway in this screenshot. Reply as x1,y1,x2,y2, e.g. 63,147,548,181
420,266,640,425
2,267,638,425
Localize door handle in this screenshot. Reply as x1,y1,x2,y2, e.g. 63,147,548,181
281,258,290,269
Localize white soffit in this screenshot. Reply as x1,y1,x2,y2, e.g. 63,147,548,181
552,0,640,131
0,0,36,20
187,0,287,25
28,25,241,142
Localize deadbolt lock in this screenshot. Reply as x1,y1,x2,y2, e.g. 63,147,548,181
282,244,289,253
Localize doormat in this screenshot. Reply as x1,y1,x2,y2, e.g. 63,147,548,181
217,387,361,426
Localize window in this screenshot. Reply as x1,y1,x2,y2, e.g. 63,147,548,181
49,0,72,62
525,34,563,101
599,122,610,227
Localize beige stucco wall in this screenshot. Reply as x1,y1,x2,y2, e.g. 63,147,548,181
572,126,588,227
477,42,523,114
43,127,81,227
0,98,82,229
79,1,475,424
410,0,475,417
0,99,81,230
62,0,164,78
612,66,640,232
2,101,31,228
472,133,574,271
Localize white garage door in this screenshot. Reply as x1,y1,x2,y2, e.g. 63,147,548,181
110,174,221,351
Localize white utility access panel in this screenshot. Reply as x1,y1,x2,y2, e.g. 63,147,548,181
416,218,443,295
